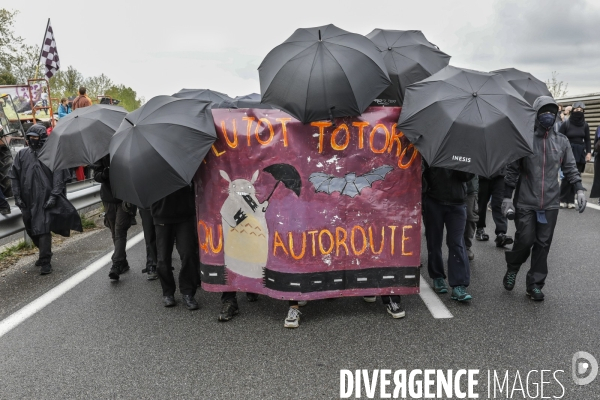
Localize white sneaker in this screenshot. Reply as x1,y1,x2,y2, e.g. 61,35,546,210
386,301,406,319
284,307,301,328
297,300,308,306
567,203,576,209
363,296,377,303
560,202,566,208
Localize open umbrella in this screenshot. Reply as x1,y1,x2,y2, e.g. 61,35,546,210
109,96,217,208
491,68,553,105
213,93,277,110
366,29,450,106
397,66,535,178
38,104,127,171
258,24,391,123
172,88,233,103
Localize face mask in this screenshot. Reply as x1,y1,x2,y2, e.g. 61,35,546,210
28,138,41,150
538,112,555,129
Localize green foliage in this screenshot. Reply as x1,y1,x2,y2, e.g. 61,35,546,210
10,44,40,83
0,70,17,84
80,214,97,230
546,71,568,99
0,240,34,261
0,9,25,72
106,84,143,111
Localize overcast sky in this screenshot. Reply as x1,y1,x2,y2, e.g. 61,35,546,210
10,0,600,101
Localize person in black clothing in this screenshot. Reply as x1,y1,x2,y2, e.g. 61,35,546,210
423,165,475,302
502,96,586,301
93,155,137,281
475,168,513,247
139,207,158,280
152,185,200,310
591,126,600,203
558,102,591,208
463,176,479,261
10,124,82,275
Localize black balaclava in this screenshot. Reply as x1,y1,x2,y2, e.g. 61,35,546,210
25,124,48,150
570,101,585,127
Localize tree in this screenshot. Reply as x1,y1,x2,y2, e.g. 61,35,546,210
546,71,568,99
84,73,113,99
0,9,25,74
105,84,142,111
0,70,17,85
10,44,41,83
51,65,84,97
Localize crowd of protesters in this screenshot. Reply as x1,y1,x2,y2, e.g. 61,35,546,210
6,94,599,328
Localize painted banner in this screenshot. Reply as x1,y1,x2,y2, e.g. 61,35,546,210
194,107,421,300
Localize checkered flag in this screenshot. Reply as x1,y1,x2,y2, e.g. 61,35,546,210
39,19,60,79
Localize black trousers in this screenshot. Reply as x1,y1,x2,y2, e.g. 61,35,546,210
222,292,237,304
477,176,507,235
464,192,478,249
104,202,132,265
140,208,157,269
505,209,558,290
156,218,200,297
32,233,52,266
560,162,585,203
424,196,470,288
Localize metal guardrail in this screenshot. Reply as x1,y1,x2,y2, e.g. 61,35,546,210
0,180,102,240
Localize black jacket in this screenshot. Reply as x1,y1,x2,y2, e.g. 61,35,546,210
92,155,121,204
423,166,475,205
10,148,82,236
558,119,591,164
151,185,196,225
505,96,583,211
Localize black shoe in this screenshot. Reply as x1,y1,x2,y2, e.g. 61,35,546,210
146,265,158,281
526,288,545,301
495,233,514,248
503,270,518,291
40,264,52,275
218,301,239,321
35,259,43,267
163,296,176,307
246,292,259,302
182,294,199,310
0,206,11,215
475,228,489,241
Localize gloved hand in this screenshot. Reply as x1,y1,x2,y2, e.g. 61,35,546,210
122,202,132,214
501,198,515,220
576,190,587,213
43,196,56,209
14,196,26,209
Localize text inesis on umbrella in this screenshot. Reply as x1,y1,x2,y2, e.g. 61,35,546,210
452,155,472,163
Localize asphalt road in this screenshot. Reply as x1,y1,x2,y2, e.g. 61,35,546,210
0,198,599,399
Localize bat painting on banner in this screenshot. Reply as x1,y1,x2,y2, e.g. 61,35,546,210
194,107,422,300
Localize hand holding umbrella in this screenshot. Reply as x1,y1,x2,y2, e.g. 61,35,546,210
261,163,301,211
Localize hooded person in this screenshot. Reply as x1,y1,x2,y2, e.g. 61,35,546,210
558,101,591,208
92,155,137,282
501,96,586,301
9,124,83,275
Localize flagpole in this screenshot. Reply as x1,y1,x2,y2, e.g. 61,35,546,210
35,18,51,79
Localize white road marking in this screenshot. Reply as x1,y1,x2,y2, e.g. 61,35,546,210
418,274,454,319
587,202,600,211
0,232,145,339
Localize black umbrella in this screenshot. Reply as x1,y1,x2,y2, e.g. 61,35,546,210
38,104,127,171
262,163,301,211
397,66,535,178
366,29,450,106
109,96,217,208
258,24,391,123
491,68,553,105
213,93,277,110
172,88,233,103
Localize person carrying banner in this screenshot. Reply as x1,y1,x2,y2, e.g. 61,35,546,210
92,155,137,281
502,96,586,301
152,185,200,309
10,124,82,275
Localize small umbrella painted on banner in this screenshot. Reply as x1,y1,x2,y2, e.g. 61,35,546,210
366,29,450,106
259,24,391,123
38,104,127,171
491,68,553,105
262,163,301,210
109,95,217,208
397,65,535,178
172,88,233,103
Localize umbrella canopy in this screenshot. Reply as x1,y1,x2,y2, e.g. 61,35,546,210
109,95,217,208
397,66,535,178
213,93,277,110
38,104,127,171
172,88,233,103
258,24,391,123
366,29,450,107
491,68,553,105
